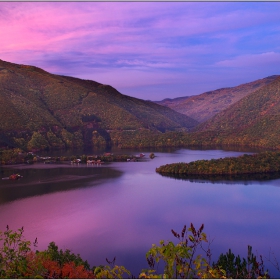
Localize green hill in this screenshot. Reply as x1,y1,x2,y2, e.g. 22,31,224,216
0,59,198,151
156,76,279,122
2,58,280,152
192,76,280,149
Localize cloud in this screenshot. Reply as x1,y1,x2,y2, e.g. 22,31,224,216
215,52,280,68
115,59,174,69
1,2,280,100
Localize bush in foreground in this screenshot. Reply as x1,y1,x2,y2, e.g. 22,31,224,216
0,224,272,279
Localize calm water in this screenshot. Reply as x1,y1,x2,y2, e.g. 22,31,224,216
1,148,280,277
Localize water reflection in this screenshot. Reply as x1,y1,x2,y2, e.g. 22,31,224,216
1,148,280,277
0,164,123,204
158,172,280,185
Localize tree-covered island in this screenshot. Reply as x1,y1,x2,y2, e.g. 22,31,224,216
156,151,280,175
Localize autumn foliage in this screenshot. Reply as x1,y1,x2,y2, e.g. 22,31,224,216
156,151,280,176
1,225,275,279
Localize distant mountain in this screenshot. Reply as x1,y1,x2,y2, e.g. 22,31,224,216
192,76,280,149
0,59,198,151
155,76,280,122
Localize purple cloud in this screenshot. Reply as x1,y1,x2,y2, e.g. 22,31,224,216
1,2,280,100
216,52,280,68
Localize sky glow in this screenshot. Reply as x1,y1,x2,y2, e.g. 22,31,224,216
1,2,280,100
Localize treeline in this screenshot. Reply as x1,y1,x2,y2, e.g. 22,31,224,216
110,130,280,151
0,224,273,279
0,149,143,165
156,151,280,175
2,127,280,153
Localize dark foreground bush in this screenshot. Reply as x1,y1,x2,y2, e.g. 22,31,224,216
0,224,274,279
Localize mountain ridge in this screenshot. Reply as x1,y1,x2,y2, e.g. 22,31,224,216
1,58,280,152
155,75,280,122
190,76,280,149
0,59,198,151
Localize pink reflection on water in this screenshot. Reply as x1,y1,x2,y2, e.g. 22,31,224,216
0,150,280,276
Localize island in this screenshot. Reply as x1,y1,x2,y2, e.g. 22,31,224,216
156,151,280,175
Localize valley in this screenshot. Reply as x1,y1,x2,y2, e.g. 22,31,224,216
1,59,280,153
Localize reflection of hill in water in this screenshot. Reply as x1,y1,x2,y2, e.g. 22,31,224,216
0,166,123,205
158,172,280,185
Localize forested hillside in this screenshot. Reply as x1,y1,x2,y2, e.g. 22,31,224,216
0,59,198,151
156,76,279,122
191,76,280,149
110,73,280,150
1,58,280,152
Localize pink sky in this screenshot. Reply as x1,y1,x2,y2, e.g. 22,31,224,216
1,2,280,100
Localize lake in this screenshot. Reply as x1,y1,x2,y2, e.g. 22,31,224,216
1,147,280,277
